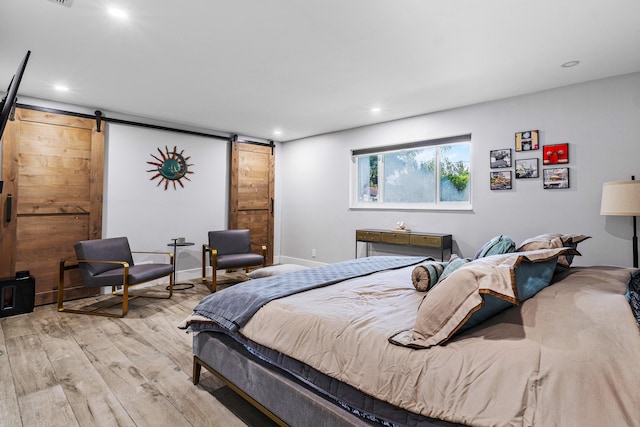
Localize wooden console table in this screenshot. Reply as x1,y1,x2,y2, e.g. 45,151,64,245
355,229,452,261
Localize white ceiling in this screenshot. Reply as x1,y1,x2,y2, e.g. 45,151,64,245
2,0,640,142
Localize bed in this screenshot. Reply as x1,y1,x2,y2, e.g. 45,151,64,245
180,234,640,427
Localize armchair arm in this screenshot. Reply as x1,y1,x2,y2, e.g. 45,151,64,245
131,250,174,265
78,259,130,267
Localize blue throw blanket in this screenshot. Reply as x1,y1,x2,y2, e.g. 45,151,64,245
193,256,427,332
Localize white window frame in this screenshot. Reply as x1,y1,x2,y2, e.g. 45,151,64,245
349,134,472,211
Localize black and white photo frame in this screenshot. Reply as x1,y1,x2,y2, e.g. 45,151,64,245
490,149,511,168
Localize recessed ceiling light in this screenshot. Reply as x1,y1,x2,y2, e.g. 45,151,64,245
108,7,129,20
273,129,282,136
54,84,69,92
370,107,382,113
561,60,580,68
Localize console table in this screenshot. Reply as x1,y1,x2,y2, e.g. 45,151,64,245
355,229,452,261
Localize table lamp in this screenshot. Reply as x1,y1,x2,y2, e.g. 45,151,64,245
600,177,640,268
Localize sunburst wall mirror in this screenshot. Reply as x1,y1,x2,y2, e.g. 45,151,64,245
147,145,194,190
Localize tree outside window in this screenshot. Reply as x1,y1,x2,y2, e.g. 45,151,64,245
351,136,471,210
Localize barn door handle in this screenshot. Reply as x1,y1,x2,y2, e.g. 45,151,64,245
5,194,11,222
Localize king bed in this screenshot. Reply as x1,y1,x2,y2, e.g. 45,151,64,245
180,234,640,427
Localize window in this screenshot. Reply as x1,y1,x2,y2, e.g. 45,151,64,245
351,134,471,210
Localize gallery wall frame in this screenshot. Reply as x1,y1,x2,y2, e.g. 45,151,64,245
543,167,569,189
490,149,511,168
515,130,539,152
543,143,569,165
490,171,512,190
515,158,539,179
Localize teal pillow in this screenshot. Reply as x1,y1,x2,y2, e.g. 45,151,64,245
439,254,470,282
457,249,565,333
513,255,558,301
458,294,512,333
474,235,516,259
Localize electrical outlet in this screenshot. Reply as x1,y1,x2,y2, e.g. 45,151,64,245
311,249,317,258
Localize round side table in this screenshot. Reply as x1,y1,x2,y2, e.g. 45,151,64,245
167,240,195,290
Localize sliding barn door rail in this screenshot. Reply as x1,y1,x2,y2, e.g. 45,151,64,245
14,103,273,147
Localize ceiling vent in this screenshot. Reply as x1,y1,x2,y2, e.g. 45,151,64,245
48,0,74,7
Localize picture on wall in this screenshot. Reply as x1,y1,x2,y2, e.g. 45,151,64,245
490,149,511,168
543,143,569,165
490,171,512,190
515,158,539,179
515,130,539,151
543,167,569,189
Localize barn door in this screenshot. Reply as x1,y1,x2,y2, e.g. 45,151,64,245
229,140,274,265
0,108,104,305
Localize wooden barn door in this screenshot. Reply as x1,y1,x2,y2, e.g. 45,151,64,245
0,108,104,305
229,141,274,265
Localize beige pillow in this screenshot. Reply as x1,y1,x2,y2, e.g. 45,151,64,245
516,233,590,267
389,248,577,349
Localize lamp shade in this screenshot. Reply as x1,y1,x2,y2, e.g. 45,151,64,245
600,180,640,216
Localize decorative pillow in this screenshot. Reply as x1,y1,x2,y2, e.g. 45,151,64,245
389,247,579,349
411,260,447,292
438,254,470,282
473,235,516,259
247,263,308,279
516,233,590,269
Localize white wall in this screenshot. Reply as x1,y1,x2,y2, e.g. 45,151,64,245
103,124,228,280
279,72,640,267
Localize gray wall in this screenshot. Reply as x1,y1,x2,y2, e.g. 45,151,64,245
278,72,640,267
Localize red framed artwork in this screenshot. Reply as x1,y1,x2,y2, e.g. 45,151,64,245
543,143,568,165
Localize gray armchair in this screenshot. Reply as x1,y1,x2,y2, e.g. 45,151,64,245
201,229,267,292
57,236,174,317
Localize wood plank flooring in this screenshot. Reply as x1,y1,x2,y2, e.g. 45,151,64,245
0,280,279,427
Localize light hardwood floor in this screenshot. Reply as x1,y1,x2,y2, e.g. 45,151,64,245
0,280,278,427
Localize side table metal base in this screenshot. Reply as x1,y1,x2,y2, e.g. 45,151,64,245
167,282,195,291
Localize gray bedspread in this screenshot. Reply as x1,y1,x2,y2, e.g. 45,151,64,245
192,255,427,332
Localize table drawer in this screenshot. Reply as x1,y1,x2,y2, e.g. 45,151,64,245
410,234,443,248
381,232,410,245
356,230,382,242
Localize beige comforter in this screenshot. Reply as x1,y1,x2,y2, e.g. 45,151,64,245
240,266,640,426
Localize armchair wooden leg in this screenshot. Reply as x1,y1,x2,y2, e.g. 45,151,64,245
202,244,207,282
210,249,218,293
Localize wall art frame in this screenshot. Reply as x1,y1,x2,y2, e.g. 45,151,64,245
543,143,569,165
543,167,569,189
490,149,511,168
490,171,512,190
515,130,539,152
515,158,539,179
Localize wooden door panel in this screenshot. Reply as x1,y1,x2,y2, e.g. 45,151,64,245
238,150,270,210
0,107,103,305
17,215,90,305
230,141,274,265
237,210,270,254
